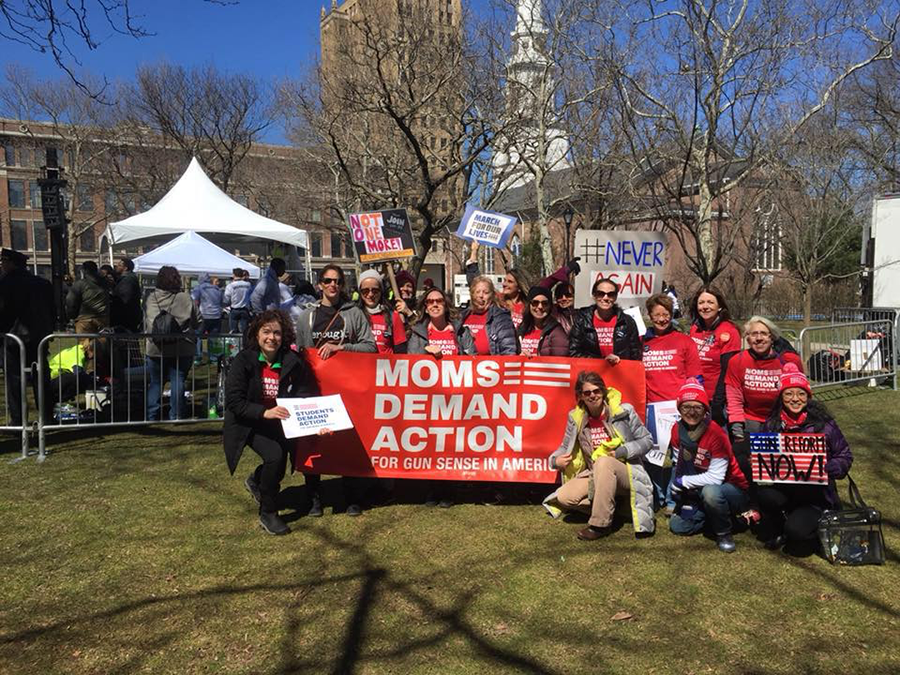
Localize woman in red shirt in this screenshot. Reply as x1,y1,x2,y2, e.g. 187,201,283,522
406,288,475,357
500,268,529,331
642,294,702,404
688,286,741,423
517,286,568,357
357,269,407,354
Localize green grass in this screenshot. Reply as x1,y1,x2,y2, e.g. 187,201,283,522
1,389,899,674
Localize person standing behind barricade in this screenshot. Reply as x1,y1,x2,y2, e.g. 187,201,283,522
224,268,253,337
295,264,376,517
192,273,224,364
66,261,110,334
0,248,55,425
668,378,749,553
357,269,408,354
757,364,852,555
543,371,655,540
568,277,641,364
688,286,741,424
224,309,327,535
144,266,199,421
517,286,568,357
251,258,286,314
111,257,142,332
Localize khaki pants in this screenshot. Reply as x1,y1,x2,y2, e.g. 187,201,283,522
556,456,631,528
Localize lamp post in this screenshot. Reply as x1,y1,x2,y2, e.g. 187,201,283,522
563,205,574,261
37,148,68,330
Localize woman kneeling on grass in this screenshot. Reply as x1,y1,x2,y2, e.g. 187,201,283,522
668,379,749,553
544,371,655,540
223,309,328,536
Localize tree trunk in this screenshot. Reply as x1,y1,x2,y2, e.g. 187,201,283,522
803,282,813,327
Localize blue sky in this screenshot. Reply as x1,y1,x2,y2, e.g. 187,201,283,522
1,0,499,142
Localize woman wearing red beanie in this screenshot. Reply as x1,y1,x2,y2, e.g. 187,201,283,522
758,364,853,555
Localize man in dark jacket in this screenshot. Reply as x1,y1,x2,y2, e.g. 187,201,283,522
66,261,109,333
0,248,55,425
111,257,142,332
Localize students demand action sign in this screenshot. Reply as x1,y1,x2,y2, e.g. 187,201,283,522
295,353,646,483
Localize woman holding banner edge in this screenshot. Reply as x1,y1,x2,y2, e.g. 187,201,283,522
757,364,852,555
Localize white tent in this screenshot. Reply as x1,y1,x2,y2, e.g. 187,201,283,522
132,231,261,279
103,157,309,254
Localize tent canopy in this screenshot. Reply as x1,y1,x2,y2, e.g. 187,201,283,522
132,231,261,279
103,157,308,251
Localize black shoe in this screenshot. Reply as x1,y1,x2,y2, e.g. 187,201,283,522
308,493,323,518
424,492,439,507
259,512,290,536
764,534,786,551
346,503,363,517
438,499,454,509
244,474,261,505
717,534,737,553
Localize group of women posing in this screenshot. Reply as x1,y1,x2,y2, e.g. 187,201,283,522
221,262,853,558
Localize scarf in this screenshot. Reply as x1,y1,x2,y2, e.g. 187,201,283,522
675,417,710,475
780,409,808,431
365,305,383,316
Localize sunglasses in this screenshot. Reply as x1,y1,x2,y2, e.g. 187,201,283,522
425,298,445,306
557,292,573,299
360,287,380,295
580,388,604,399
530,300,550,308
321,277,342,286
593,290,617,299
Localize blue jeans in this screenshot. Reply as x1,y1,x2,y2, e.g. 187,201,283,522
670,483,749,536
146,356,193,421
195,318,222,360
229,308,251,337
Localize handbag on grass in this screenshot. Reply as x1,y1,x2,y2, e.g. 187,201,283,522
818,475,885,566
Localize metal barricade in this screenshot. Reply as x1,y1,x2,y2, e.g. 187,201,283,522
1,333,31,461
35,330,244,460
798,319,897,390
832,307,900,325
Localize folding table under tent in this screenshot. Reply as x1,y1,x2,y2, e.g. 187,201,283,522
131,231,261,279
102,157,311,276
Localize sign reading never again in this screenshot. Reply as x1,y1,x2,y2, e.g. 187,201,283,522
749,433,828,485
348,209,417,263
573,230,667,309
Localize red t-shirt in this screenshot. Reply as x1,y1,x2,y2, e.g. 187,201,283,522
510,301,525,330
261,362,280,409
592,314,616,357
689,321,741,399
642,329,703,403
587,415,611,450
668,422,748,491
464,311,490,355
368,311,407,355
725,350,805,422
427,324,459,356
520,327,542,357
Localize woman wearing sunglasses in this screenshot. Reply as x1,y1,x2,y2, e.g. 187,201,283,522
544,370,655,539
406,287,475,357
568,277,641,364
356,269,407,354
517,286,568,357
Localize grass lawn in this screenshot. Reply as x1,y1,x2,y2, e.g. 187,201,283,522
1,387,898,675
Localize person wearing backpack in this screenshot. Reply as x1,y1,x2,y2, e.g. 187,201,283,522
144,265,200,421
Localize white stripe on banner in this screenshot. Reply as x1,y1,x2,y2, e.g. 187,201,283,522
522,371,571,380
503,379,522,385
522,379,570,387
522,362,570,370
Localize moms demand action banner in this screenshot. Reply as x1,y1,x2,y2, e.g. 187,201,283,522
296,353,646,483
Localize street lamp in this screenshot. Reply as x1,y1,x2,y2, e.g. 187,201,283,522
563,205,574,261
38,148,68,329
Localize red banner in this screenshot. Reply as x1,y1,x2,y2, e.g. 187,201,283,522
295,352,646,483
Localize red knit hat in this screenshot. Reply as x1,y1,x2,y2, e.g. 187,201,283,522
779,363,811,396
677,378,709,409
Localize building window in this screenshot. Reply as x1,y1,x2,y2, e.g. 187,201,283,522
482,246,495,274
11,220,28,250
123,193,136,215
79,226,96,252
752,220,782,271
310,232,322,258
105,190,118,216
76,184,93,212
29,181,42,209
32,222,48,252
330,232,344,258
311,210,322,223
3,144,14,166
46,147,59,167
8,180,25,208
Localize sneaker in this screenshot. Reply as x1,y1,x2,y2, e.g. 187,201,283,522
577,525,613,541
717,534,736,553
259,512,290,536
346,503,363,517
664,505,675,518
307,493,323,518
244,474,261,505
438,498,454,509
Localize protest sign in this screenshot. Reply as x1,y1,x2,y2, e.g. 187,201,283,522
296,353,647,483
455,205,517,248
573,231,667,309
749,433,828,485
644,400,680,467
277,394,354,439
349,209,416,263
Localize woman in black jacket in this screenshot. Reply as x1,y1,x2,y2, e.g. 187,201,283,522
223,309,322,536
568,277,641,363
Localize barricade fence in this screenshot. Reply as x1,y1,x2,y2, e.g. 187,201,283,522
798,319,898,391
1,333,31,460
35,330,245,460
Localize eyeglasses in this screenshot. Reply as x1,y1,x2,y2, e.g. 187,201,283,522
321,277,342,286
593,291,617,299
531,300,550,308
680,404,706,414
580,388,604,399
748,331,770,338
783,391,808,401
360,287,380,296
425,298,445,306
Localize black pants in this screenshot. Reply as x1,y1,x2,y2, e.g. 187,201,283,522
757,484,828,545
248,427,291,514
303,473,366,506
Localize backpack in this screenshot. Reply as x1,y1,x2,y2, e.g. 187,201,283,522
151,295,185,348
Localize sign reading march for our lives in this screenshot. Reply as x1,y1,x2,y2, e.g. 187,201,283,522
749,433,828,485
455,205,517,248
573,230,667,309
349,209,416,263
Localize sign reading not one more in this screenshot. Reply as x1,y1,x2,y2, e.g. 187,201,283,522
573,231,667,309
349,209,416,263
